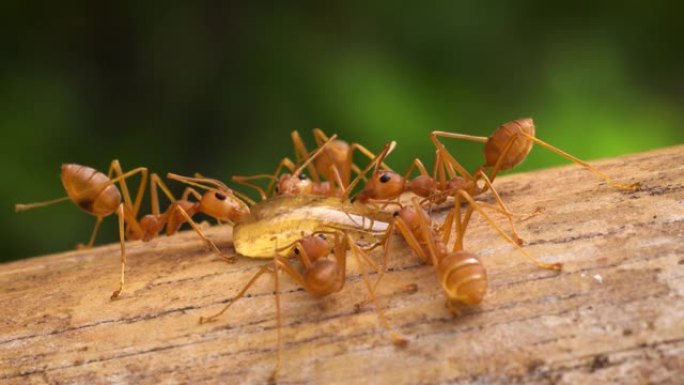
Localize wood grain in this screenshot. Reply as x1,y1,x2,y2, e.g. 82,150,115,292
1,145,683,385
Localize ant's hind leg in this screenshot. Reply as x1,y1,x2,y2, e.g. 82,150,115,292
457,190,562,271
106,160,148,217
291,130,320,183
520,133,640,191
347,236,408,347
353,229,418,310
430,131,477,180
199,263,275,324
77,216,104,250
403,158,430,180
110,205,127,299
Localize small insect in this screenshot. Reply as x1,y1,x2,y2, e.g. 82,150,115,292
134,173,251,255
199,231,406,380
15,160,148,298
430,117,641,194
169,141,403,380
232,130,391,199
380,195,560,314
354,141,531,245
290,128,390,189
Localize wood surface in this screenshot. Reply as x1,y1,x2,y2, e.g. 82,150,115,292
1,145,683,385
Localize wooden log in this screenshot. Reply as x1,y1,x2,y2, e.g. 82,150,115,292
1,145,683,385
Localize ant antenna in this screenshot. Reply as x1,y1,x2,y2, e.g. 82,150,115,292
166,174,231,192
291,134,339,178
345,141,397,198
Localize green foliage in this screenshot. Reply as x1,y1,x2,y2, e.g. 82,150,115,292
2,2,682,261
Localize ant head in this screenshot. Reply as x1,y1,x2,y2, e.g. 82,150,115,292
357,170,405,202
304,259,340,295
296,233,332,261
275,173,313,196
199,189,250,222
314,139,349,177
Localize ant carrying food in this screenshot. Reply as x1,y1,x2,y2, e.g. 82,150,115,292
199,230,406,380
377,195,560,315
168,140,405,380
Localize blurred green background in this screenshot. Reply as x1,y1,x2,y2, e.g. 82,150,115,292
3,2,682,262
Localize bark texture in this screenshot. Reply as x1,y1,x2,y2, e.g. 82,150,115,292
1,145,683,385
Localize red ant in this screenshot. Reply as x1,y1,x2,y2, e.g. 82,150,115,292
199,230,406,381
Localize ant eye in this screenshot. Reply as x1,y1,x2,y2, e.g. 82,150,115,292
215,192,227,201
317,233,326,240
298,173,308,181
393,211,400,217
274,186,279,193
379,173,391,183
293,247,300,255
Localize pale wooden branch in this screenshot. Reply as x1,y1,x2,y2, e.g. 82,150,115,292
1,145,683,385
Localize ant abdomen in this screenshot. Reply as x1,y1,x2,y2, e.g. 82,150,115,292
313,139,349,177
437,251,488,306
61,164,121,216
484,118,535,170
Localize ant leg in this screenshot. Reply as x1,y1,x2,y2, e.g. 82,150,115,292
100,162,149,243
345,141,397,198
266,158,298,195
430,132,474,180
456,190,562,271
472,170,525,245
354,227,417,308
14,196,71,212
346,142,392,187
291,130,320,183
104,163,148,240
181,187,202,201
173,205,235,263
403,158,429,180
200,262,275,322
110,203,134,299
271,259,283,381
394,218,435,265
149,173,178,216
107,160,148,218
166,173,257,208
322,165,346,198
448,193,471,252
486,133,640,191
520,133,640,190
347,235,408,347
77,216,104,249
431,130,489,144
231,175,273,201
